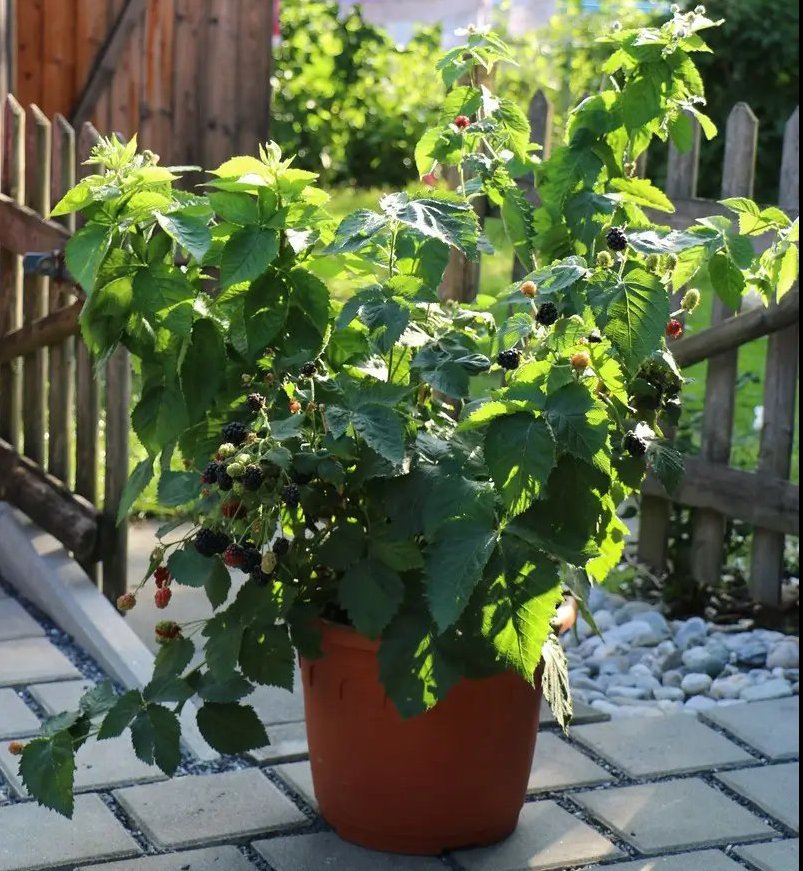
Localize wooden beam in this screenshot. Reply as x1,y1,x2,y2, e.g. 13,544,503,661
69,0,148,128
642,456,798,537
0,438,100,561
0,299,81,363
0,190,69,254
672,290,799,369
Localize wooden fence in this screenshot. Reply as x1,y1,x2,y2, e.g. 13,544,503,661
448,92,799,606
0,94,129,601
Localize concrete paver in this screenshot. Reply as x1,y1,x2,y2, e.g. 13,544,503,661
716,763,799,831
540,700,609,726
0,637,81,686
254,832,447,870
247,720,308,764
28,678,94,714
582,849,745,870
0,688,39,739
453,800,623,870
0,597,45,641
76,846,258,870
247,678,305,726
113,770,308,849
274,760,317,808
0,793,141,871
702,697,799,760
575,778,777,853
528,732,612,793
735,838,799,871
572,714,755,778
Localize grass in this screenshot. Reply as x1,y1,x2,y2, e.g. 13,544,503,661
128,185,799,514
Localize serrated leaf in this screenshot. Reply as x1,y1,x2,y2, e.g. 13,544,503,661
351,404,406,465
425,517,497,631
167,547,228,590
502,187,535,270
19,734,75,816
189,671,254,703
78,680,118,718
208,191,259,225
98,691,143,739
484,414,556,515
219,226,279,288
131,704,181,774
647,442,685,495
116,457,154,524
203,613,244,680
370,535,424,572
196,702,268,754
155,210,211,262
157,470,199,507
180,318,225,421
325,210,388,254
708,251,744,310
380,192,479,257
609,177,674,213
541,633,573,734
65,222,113,292
239,625,294,688
338,558,405,638
544,384,609,465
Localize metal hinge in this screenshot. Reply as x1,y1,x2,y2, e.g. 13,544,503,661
22,250,73,283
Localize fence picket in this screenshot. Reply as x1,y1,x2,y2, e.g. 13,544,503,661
21,105,50,466
690,103,758,585
0,96,26,450
749,107,800,603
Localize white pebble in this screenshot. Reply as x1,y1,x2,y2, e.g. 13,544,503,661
681,673,713,696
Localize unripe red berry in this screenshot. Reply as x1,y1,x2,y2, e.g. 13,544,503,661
154,565,170,588
155,620,181,643
666,319,683,339
117,593,137,612
520,280,537,298
421,172,437,187
571,351,591,370
454,115,471,130
154,587,172,609
8,741,24,756
289,400,302,414
221,499,246,519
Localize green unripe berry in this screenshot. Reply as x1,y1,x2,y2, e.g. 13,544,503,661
236,453,250,466
596,251,614,269
681,289,701,313
233,482,244,495
218,443,237,458
665,254,678,271
645,253,661,272
227,462,245,478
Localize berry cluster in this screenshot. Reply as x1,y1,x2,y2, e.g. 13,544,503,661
535,302,558,327
195,527,231,557
606,226,628,252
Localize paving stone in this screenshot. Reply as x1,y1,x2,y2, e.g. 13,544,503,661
247,720,308,764
582,849,744,870
0,688,39,739
716,763,799,831
0,793,140,871
571,714,755,778
528,732,612,793
254,832,446,870
702,697,799,760
0,597,45,641
247,679,305,725
735,838,799,871
0,731,164,795
275,760,317,808
0,637,82,686
28,678,94,714
113,769,308,849
575,778,776,853
76,846,257,870
540,699,608,726
452,800,622,870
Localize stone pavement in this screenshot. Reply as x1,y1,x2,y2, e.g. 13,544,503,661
0,584,799,871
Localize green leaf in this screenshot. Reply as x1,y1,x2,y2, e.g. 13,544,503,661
180,318,226,420
708,251,744,310
609,177,674,213
484,414,556,515
151,636,194,683
157,470,199,507
50,178,96,217
167,547,228,591
239,274,288,361
351,404,406,465
481,559,562,680
219,226,279,288
196,702,268,754
647,442,685,495
501,187,535,270
189,671,254,703
497,313,534,351
19,733,75,816
79,275,134,359
425,517,497,631
370,535,424,572
132,379,189,455
325,210,388,254
317,521,367,571
541,633,573,734
131,704,181,774
203,613,244,680
116,457,155,524
65,223,113,292
621,75,662,134
239,625,294,688
380,192,479,257
338,558,405,638
544,384,609,466
155,210,211,262
208,191,259,225
78,680,118,718
132,264,195,312
98,690,143,739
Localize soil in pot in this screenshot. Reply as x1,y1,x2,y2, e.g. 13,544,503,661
300,621,544,855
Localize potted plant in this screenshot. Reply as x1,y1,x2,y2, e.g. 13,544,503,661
14,9,797,854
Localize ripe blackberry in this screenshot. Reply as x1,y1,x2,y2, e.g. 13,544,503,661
201,461,219,484
300,361,317,378
246,392,265,412
243,464,264,491
623,431,648,457
272,537,290,556
535,302,558,327
194,527,230,557
221,421,249,446
250,568,271,588
497,349,520,371
606,226,628,252
282,483,301,508
242,547,263,573
217,468,234,491
588,329,603,343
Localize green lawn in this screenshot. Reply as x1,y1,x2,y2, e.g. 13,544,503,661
128,185,798,514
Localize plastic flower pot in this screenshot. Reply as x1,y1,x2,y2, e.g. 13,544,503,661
300,620,544,855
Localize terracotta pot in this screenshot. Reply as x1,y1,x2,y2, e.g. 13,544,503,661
300,621,543,855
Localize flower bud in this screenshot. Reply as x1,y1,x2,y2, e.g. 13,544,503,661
681,288,701,313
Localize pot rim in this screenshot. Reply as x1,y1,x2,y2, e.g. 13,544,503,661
318,618,380,652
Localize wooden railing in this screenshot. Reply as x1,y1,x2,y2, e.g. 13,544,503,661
0,95,130,601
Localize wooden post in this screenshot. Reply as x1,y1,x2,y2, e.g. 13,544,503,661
235,0,272,154
690,103,758,585
202,0,239,169
0,95,25,449
638,113,701,572
21,104,50,466
101,345,130,602
749,107,800,604
511,90,553,283
47,113,76,486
